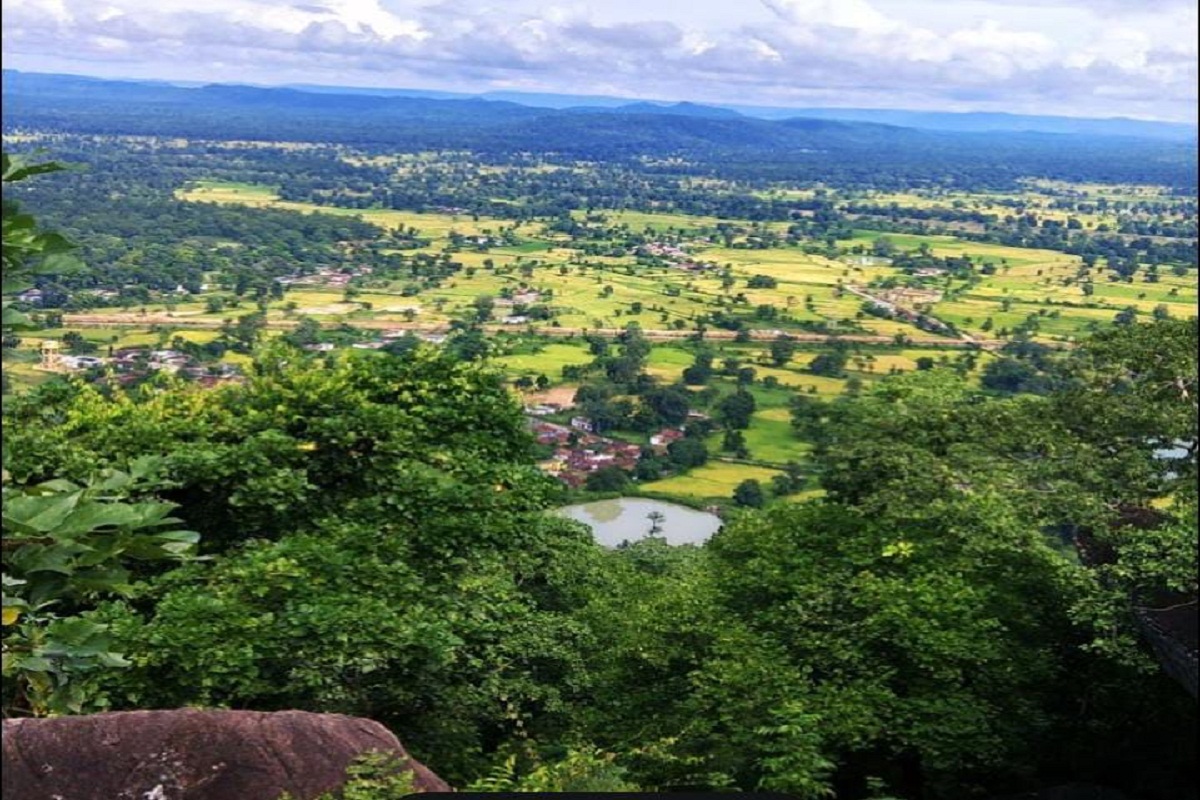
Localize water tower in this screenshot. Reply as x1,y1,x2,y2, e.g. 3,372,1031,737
38,339,63,372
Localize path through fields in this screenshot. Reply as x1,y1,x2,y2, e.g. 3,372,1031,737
60,313,1006,349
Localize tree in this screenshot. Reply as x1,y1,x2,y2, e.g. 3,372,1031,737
872,236,897,258
383,333,422,358
2,461,198,716
2,158,203,717
770,474,794,497
1113,306,1138,325
769,334,798,367
222,311,266,351
643,386,691,427
667,437,708,469
732,479,765,508
473,294,495,322
717,390,757,430
4,346,604,782
586,466,632,492
447,327,489,361
809,346,849,377
285,316,322,347
722,429,749,458
2,154,83,334
61,330,97,355
682,351,714,385
981,358,1041,394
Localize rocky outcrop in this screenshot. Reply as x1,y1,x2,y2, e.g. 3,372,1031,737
1,708,451,800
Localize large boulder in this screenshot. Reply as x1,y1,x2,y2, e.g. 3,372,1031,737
1,708,451,799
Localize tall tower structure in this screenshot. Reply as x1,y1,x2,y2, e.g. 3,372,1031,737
39,339,63,372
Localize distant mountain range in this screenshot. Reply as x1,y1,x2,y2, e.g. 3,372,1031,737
289,82,1195,142
3,69,1194,143
2,69,1195,190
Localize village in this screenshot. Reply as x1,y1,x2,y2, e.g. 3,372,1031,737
525,401,689,489
31,339,244,387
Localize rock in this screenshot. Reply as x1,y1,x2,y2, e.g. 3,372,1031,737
2,708,451,800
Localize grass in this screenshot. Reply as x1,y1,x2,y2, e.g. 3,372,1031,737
495,344,594,378
743,407,809,464
645,462,783,500
177,177,1196,346
178,180,503,238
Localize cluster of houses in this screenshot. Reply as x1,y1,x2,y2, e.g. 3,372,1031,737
17,286,179,306
40,343,243,387
302,330,447,353
528,416,686,489
639,242,690,259
498,290,544,307
275,266,373,289
637,242,713,272
112,349,242,384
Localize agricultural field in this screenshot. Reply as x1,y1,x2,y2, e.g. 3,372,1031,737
643,462,784,500
6,154,1195,508
179,180,504,238
147,178,1200,348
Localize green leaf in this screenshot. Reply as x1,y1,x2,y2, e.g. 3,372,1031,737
3,491,83,533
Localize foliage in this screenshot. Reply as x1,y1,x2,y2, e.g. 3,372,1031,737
2,153,84,330
288,751,417,800
2,458,198,716
732,479,765,508
469,747,638,792
755,705,836,798
586,466,631,492
4,349,604,783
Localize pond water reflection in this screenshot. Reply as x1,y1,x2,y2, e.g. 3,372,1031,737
557,498,722,547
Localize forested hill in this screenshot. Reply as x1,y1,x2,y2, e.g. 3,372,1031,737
3,70,1196,189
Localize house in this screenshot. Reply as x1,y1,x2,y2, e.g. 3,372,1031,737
502,315,529,325
650,428,685,448
16,289,43,304
60,355,105,370
303,343,336,352
570,416,594,432
512,290,542,305
531,421,573,445
524,404,559,417
351,341,386,349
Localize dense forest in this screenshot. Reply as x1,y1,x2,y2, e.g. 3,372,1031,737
2,151,1198,799
4,71,1197,191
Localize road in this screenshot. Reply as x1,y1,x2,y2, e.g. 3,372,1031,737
59,313,1005,349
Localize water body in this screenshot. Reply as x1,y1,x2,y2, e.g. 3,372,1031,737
557,498,723,547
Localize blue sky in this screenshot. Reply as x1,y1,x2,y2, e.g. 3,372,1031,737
3,0,1197,122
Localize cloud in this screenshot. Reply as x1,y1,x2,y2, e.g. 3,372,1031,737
1,0,1196,121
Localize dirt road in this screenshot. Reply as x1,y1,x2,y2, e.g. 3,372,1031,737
60,313,1004,349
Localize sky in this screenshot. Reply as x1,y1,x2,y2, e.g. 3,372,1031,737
2,0,1197,122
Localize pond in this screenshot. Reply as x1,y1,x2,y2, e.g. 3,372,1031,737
556,498,723,547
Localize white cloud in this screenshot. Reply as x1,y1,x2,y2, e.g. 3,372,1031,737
1,0,1196,121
